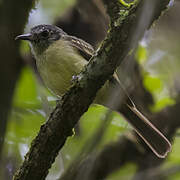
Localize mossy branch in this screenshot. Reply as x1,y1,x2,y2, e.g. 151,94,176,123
13,0,170,179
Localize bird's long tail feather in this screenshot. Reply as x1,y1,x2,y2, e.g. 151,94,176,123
120,102,171,158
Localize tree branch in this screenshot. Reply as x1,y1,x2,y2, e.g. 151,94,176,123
0,0,35,158
57,1,172,179
14,0,170,179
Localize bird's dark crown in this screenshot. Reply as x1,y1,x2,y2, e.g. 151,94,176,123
31,24,65,36
31,24,66,42
29,24,67,54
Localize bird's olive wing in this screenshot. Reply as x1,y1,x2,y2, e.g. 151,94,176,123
64,35,95,61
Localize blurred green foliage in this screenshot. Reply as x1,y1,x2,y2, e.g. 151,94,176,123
136,45,147,64
62,105,129,169
4,49,179,179
143,73,175,112
107,163,136,180
12,67,40,109
41,0,75,19
2,1,180,179
3,66,130,179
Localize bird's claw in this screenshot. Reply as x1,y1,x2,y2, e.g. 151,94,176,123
71,75,80,84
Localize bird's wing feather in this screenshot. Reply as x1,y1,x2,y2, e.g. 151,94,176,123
63,35,134,108
64,34,135,108
63,35,95,61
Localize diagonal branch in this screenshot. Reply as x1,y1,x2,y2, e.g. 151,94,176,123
13,0,170,179
58,1,172,179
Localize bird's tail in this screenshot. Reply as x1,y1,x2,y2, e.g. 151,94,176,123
120,101,171,158
96,77,171,158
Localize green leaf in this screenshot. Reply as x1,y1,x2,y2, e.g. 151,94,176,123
143,74,163,93
136,45,147,64
107,163,137,180
12,66,40,109
151,97,175,112
61,105,130,168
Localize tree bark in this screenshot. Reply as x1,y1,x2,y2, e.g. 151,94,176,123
0,0,35,159
14,0,171,179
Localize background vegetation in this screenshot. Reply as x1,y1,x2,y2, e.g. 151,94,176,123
0,0,180,179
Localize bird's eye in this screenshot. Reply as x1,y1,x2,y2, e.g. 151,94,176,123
40,30,49,38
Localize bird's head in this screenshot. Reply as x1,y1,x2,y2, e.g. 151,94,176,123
15,24,67,55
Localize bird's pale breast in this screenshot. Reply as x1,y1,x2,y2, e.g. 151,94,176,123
35,39,87,96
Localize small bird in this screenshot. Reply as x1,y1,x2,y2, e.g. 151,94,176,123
16,24,171,158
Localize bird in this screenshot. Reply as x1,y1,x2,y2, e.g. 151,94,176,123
15,24,171,158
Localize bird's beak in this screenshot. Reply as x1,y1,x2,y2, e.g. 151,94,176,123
15,33,33,41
